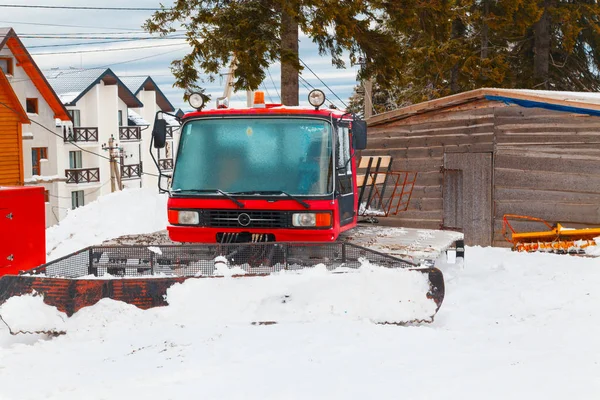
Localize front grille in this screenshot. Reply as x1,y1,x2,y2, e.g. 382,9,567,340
203,210,290,228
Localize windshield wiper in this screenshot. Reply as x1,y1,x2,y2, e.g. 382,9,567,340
233,190,310,209
171,188,245,208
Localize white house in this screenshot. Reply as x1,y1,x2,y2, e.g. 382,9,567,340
121,76,181,191
44,67,146,213
0,27,74,227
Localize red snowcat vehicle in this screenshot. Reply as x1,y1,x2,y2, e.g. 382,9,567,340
0,90,447,329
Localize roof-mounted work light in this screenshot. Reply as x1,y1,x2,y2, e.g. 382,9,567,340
308,89,326,109
188,92,205,110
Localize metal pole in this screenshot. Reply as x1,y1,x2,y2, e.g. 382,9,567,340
109,136,116,192
364,79,373,119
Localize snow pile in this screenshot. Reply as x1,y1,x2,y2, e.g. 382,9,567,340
166,263,436,324
3,264,436,332
46,188,168,261
358,201,386,216
0,293,66,334
585,236,600,256
1,247,600,399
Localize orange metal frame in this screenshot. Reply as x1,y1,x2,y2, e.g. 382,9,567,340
368,171,418,216
502,214,600,253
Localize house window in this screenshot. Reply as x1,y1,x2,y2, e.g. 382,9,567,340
31,147,48,176
118,110,123,126
69,151,82,169
0,57,13,75
71,190,84,209
44,190,50,203
26,98,39,114
68,110,81,127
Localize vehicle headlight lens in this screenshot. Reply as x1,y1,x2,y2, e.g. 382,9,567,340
292,212,332,227
170,210,199,225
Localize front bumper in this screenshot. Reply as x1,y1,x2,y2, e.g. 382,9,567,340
167,225,338,243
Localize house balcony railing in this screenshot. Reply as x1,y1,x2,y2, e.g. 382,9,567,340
166,126,178,139
121,162,143,180
119,126,141,141
65,168,100,184
64,126,99,143
158,158,173,171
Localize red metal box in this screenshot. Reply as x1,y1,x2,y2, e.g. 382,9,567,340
0,186,46,276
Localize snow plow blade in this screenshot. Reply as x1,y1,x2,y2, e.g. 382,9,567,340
0,243,445,325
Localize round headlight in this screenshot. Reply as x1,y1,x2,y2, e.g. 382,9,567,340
188,92,205,110
308,89,326,108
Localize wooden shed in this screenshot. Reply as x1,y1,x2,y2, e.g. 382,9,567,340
0,68,29,186
365,88,600,247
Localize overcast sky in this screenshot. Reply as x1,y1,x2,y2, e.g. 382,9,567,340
1,0,362,111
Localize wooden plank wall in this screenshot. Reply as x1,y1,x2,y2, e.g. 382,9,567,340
493,107,600,247
0,86,23,186
366,101,600,247
364,99,495,229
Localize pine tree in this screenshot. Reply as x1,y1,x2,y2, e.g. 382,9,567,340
144,0,404,106
352,0,600,112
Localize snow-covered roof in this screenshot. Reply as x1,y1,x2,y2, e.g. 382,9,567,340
120,75,175,112
120,76,148,93
127,109,150,126
163,112,180,127
369,87,600,126
44,68,143,108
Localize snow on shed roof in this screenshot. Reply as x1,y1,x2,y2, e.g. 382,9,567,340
44,68,143,108
368,88,600,126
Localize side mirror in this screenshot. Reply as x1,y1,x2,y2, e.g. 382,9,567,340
153,118,167,149
352,120,367,150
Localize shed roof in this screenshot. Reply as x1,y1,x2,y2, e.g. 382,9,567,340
44,68,143,108
368,88,600,126
120,76,175,112
0,27,71,121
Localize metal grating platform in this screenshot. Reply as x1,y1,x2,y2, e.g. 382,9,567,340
25,242,418,279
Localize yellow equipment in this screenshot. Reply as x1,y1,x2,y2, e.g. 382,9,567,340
502,214,600,254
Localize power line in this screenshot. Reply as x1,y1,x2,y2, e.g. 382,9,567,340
261,82,274,103
31,42,188,56
21,35,185,40
267,68,280,102
28,37,185,49
0,101,163,181
0,20,148,31
9,46,188,84
299,58,348,108
298,75,315,91
19,31,156,36
298,77,312,92
0,4,161,10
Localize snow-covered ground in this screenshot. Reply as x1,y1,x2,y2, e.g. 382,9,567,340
1,188,600,399
45,188,168,261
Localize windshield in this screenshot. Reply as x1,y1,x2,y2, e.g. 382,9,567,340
172,118,333,196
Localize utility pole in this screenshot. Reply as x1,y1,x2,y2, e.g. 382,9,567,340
102,136,123,192
364,79,373,119
359,57,373,119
